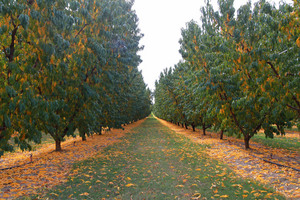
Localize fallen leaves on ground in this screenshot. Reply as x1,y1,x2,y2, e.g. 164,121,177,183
158,118,300,199
0,119,145,199
38,116,284,199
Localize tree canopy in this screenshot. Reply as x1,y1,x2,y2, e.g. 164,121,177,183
0,0,151,155
154,0,299,149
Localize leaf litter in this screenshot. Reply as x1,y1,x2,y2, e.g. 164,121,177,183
158,118,300,199
0,119,146,199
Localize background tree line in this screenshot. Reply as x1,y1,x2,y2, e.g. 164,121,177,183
154,0,299,149
0,0,151,155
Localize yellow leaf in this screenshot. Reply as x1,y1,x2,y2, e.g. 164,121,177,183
242,194,248,198
220,195,229,198
265,193,273,198
68,194,73,198
50,193,59,197
253,193,260,197
125,183,135,187
126,177,131,181
232,184,243,188
192,193,201,198
195,168,201,171
80,192,89,196
217,172,227,177
175,185,184,188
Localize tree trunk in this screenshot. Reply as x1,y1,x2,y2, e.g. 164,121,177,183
178,122,180,126
244,134,251,149
192,124,195,132
201,122,206,135
55,140,62,151
98,126,102,135
185,123,188,129
181,123,184,128
82,133,86,141
220,130,224,140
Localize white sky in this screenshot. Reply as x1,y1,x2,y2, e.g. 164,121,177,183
132,0,293,91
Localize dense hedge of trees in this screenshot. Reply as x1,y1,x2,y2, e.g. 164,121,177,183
0,0,151,155
154,0,299,149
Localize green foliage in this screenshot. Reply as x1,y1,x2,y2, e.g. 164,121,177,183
154,0,299,149
0,0,151,154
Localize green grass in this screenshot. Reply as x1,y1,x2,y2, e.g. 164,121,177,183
33,116,285,199
252,133,300,151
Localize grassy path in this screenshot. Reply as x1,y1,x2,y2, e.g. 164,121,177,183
37,116,284,199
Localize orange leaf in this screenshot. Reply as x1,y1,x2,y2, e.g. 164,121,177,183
296,37,300,48
125,183,135,187
175,185,184,188
80,192,89,196
220,195,229,198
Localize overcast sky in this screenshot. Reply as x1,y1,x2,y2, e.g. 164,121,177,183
132,0,293,91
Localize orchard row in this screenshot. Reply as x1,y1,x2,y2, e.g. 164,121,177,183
0,0,151,155
154,0,299,149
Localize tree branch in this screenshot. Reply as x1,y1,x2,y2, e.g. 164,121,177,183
75,23,90,38
8,16,20,62
220,85,246,135
266,61,279,77
2,45,9,58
